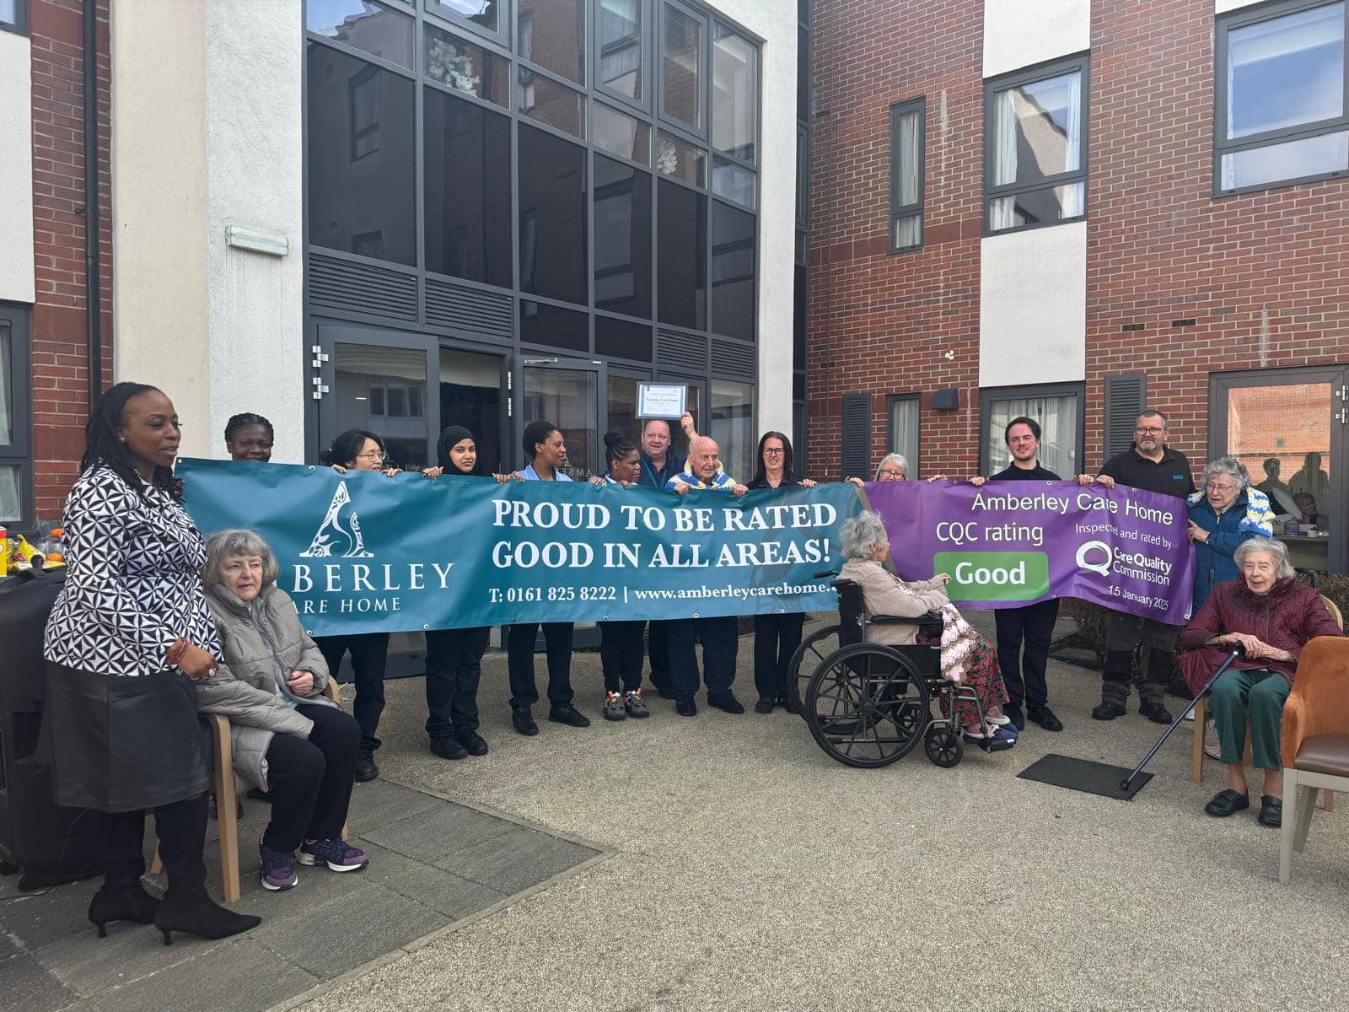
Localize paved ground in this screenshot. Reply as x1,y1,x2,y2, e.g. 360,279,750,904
8,613,1348,1011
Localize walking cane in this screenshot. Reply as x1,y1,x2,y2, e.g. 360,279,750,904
1119,646,1244,791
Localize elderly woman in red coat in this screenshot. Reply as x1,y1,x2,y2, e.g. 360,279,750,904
1177,539,1342,828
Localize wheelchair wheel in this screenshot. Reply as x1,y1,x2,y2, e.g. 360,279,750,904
803,643,930,768
786,624,840,715
923,725,963,768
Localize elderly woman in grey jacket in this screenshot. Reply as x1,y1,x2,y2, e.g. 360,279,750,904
200,529,368,893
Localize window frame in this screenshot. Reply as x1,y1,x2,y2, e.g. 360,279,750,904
889,97,925,253
594,0,650,112
1213,0,1349,196
0,303,33,528
885,393,920,477
981,53,1090,237
425,0,511,49
658,0,710,141
978,381,1085,477
0,0,28,35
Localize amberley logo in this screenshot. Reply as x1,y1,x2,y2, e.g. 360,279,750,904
301,482,373,558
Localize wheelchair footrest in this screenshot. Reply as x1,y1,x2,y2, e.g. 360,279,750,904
963,728,1017,752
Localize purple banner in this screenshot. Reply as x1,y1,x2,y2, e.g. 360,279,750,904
866,480,1195,623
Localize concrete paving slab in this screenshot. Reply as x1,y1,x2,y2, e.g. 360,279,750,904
1,951,80,1012
356,840,505,919
359,797,517,862
434,825,601,894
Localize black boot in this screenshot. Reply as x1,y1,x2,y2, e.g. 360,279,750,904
154,888,261,945
88,883,159,938
1092,650,1133,720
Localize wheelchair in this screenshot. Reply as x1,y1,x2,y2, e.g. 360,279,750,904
791,578,1008,769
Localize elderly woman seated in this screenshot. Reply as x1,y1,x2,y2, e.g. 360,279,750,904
1177,538,1342,828
837,512,1015,748
199,529,369,892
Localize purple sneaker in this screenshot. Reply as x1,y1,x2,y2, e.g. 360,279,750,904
259,844,298,891
297,838,369,873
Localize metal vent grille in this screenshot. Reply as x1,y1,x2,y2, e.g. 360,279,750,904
425,276,513,340
656,329,708,374
308,251,417,322
710,339,755,380
1104,373,1147,461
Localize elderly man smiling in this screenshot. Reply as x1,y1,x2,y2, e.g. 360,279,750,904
664,436,749,716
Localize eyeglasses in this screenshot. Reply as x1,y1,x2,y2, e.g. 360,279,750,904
356,451,387,462
763,447,785,455
1135,426,1165,435
880,470,906,479
1206,482,1237,493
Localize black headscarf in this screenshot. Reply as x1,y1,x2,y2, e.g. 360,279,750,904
437,425,479,475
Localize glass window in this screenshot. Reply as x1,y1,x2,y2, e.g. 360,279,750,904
710,379,755,483
661,3,704,133
424,87,513,287
594,155,652,319
1217,0,1348,192
711,157,755,208
793,263,806,368
983,387,1080,477
429,0,502,36
520,299,590,353
519,126,589,305
440,347,505,475
518,69,586,137
985,59,1087,233
307,44,416,265
306,0,413,69
657,179,707,330
518,0,585,84
0,1,17,28
712,24,757,163
890,99,923,251
796,127,808,225
593,101,650,164
425,24,509,106
0,314,23,523
598,0,644,103
1226,381,1334,527
655,130,705,186
333,343,431,467
596,316,653,361
798,26,809,122
710,201,755,341
521,362,600,476
888,396,919,478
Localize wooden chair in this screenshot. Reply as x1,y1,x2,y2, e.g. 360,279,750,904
153,679,346,904
1191,594,1341,814
1279,636,1349,883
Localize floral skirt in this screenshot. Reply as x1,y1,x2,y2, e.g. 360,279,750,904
919,631,1008,730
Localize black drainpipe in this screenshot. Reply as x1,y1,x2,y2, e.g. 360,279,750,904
82,0,102,410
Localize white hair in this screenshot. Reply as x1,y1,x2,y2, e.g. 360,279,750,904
840,511,889,560
874,453,909,481
1234,538,1294,580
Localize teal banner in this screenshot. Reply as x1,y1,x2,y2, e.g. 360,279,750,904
178,459,860,636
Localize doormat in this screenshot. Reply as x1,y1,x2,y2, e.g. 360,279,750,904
1017,753,1151,800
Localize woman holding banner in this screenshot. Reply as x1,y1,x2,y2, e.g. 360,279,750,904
596,432,652,721
748,432,817,713
506,420,591,735
224,412,274,463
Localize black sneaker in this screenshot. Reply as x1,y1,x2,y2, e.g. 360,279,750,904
548,704,591,728
1138,700,1172,724
1004,705,1025,731
430,736,468,760
1091,701,1127,721
354,750,379,783
512,707,539,736
675,696,697,716
1027,705,1063,732
754,699,775,714
707,692,745,715
602,692,627,721
456,730,489,756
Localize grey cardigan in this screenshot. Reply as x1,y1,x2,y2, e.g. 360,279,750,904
837,559,949,646
198,583,337,790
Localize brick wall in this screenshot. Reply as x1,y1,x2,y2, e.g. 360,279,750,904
808,0,1349,482
28,0,112,521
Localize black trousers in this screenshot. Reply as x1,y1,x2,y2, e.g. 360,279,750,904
994,599,1059,711
506,622,574,709
599,621,645,694
261,704,360,854
646,620,673,687
669,617,739,698
315,632,390,753
103,793,208,898
753,613,804,703
425,625,489,738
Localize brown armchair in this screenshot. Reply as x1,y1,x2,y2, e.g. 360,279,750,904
1279,636,1349,884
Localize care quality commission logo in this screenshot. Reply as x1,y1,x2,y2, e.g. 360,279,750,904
300,481,374,559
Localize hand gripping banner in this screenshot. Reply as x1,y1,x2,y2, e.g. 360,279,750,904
866,479,1195,624
178,459,862,636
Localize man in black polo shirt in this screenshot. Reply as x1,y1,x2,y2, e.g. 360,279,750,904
1086,409,1196,724
970,416,1064,733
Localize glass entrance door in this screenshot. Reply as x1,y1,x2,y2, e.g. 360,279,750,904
315,325,439,470
1210,366,1348,575
440,347,507,476
515,357,607,479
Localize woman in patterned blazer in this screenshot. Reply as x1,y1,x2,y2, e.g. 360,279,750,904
43,383,261,945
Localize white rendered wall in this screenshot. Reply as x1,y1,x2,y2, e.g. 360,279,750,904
0,29,35,304
112,0,305,463
983,0,1090,79
709,0,797,440
978,221,1086,387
